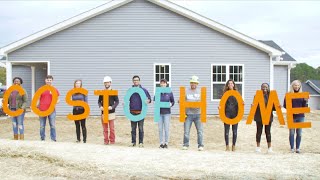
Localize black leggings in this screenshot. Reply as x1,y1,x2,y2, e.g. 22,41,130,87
224,123,238,146
73,108,87,142
256,121,272,143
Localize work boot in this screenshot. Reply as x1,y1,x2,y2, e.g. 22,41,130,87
19,134,24,140
14,134,18,140
232,145,236,151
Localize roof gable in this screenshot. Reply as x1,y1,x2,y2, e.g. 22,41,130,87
259,40,296,61
306,80,320,93
303,82,320,95
1,0,282,56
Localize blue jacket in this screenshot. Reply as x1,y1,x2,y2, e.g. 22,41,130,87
130,85,151,111
154,92,175,114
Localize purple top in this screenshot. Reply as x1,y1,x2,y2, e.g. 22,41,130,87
10,91,19,108
72,93,88,109
129,85,151,111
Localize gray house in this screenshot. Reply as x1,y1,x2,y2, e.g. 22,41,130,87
0,0,296,115
302,80,320,110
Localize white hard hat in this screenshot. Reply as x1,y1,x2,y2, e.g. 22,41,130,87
103,76,112,83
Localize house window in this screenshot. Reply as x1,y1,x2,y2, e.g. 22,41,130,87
211,64,243,100
154,64,171,91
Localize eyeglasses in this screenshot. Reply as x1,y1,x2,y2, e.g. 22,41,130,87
133,79,140,82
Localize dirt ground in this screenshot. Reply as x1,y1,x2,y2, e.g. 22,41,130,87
0,111,319,179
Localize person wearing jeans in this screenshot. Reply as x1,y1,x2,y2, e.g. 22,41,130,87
98,76,119,145
72,79,88,143
183,114,203,149
155,78,174,149
182,75,204,151
40,110,56,141
39,75,60,141
128,75,151,148
289,117,304,152
284,80,308,153
8,77,28,140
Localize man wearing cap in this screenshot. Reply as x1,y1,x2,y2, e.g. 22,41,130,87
129,75,151,148
98,76,119,145
182,75,204,151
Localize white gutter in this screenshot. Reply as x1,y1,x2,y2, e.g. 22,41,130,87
269,55,274,90
273,61,298,66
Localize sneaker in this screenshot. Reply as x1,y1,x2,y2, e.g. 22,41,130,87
129,143,136,147
76,140,80,143
51,140,56,142
296,149,300,153
198,146,204,151
182,146,188,150
291,149,295,153
256,147,261,153
267,147,273,153
139,143,144,148
163,144,168,149
159,144,164,148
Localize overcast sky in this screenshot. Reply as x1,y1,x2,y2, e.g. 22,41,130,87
0,1,319,68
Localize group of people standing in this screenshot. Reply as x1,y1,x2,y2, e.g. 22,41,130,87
5,75,308,153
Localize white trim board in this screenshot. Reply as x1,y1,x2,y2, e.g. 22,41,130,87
0,0,282,57
153,63,171,95
7,61,50,87
210,64,245,101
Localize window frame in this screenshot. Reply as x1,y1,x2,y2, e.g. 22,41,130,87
211,64,245,101
153,63,171,94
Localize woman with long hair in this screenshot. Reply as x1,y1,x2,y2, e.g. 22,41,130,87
219,79,241,151
72,79,88,143
284,80,308,153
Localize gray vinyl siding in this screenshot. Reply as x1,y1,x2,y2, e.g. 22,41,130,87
12,65,32,106
309,97,320,110
35,64,47,91
8,0,271,115
273,65,288,103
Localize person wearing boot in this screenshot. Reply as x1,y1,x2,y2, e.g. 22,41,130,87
219,79,243,152
253,83,277,153
72,79,88,143
8,77,28,140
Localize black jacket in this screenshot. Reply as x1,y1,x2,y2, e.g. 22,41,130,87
98,94,119,114
254,93,275,123
225,96,238,119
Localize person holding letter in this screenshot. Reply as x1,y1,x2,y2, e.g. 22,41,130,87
284,80,308,153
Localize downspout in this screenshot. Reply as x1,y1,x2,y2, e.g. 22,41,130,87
4,54,12,87
288,63,296,91
269,54,274,90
